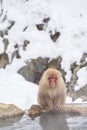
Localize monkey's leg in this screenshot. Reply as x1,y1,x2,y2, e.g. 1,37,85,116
53,95,65,111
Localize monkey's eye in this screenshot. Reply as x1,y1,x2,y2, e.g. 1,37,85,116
48,76,57,81
48,77,50,80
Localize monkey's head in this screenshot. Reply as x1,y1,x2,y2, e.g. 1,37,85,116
44,68,62,88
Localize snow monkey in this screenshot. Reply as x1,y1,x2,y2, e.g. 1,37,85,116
37,68,66,111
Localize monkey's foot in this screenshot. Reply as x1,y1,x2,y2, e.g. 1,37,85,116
53,105,65,112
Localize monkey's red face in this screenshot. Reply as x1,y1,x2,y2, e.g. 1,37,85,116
48,76,57,88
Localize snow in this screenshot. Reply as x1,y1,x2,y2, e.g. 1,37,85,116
0,0,87,110
0,69,38,110
75,67,87,91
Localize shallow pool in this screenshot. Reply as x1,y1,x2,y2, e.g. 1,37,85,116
0,113,87,130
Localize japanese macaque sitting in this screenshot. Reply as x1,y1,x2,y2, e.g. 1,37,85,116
37,68,66,111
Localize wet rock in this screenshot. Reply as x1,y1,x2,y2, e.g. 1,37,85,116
0,52,9,68
25,105,42,119
26,104,85,119
0,103,24,119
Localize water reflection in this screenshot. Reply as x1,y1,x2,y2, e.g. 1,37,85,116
0,114,87,130
40,112,69,130
0,116,22,127
67,115,87,130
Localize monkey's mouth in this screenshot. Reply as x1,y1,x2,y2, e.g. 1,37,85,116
50,82,56,87
48,77,57,88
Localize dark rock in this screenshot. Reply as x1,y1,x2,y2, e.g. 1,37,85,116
3,38,9,52
48,56,66,81
43,17,50,23
0,30,8,37
0,53,9,68
48,56,62,69
8,21,15,30
23,40,30,50
18,57,49,84
23,26,28,32
49,31,60,42
11,50,21,63
80,53,87,63
14,44,19,48
3,38,9,45
36,24,45,31
70,62,78,73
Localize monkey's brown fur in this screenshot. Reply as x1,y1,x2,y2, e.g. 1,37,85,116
37,68,66,111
